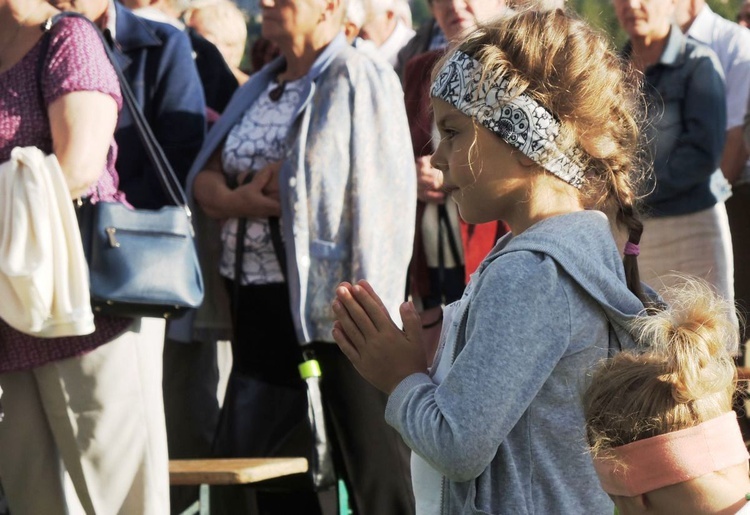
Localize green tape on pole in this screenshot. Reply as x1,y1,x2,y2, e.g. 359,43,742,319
339,479,351,515
299,359,322,379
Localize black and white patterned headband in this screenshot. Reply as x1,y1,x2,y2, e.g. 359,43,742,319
430,50,585,188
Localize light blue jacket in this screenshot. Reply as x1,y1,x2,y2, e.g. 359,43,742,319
386,211,647,514
173,34,416,344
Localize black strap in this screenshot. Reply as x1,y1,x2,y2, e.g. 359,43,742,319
436,204,462,305
267,219,316,362
36,22,52,113
269,215,320,365
438,204,462,266
230,182,287,325
269,217,287,282
234,206,310,361
232,217,247,329
40,13,189,210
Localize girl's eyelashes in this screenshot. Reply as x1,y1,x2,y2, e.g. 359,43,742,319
441,127,458,140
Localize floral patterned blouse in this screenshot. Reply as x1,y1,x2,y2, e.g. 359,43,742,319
0,16,131,373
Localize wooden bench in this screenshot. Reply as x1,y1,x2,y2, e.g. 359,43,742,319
170,458,308,515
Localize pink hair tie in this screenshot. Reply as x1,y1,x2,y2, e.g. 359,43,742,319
592,412,749,497
624,242,640,256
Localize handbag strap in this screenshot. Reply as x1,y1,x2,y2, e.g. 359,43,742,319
40,13,191,214
269,217,287,282
437,204,462,268
267,218,319,364
230,173,286,326
436,203,462,305
232,218,247,330
234,215,315,362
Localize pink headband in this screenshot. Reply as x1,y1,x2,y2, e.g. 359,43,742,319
593,411,749,497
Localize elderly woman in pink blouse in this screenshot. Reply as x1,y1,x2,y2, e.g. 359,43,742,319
0,1,169,513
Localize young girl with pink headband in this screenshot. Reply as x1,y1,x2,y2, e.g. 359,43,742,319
585,279,748,514
332,8,655,514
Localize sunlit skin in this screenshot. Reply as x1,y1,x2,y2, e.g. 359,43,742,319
430,99,535,228
416,0,506,207
431,99,582,234
332,280,427,395
738,0,750,28
359,8,395,46
260,0,329,58
431,0,505,41
612,0,674,47
47,0,109,28
331,99,584,393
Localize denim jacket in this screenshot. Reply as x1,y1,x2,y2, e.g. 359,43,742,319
627,25,730,217
174,34,416,345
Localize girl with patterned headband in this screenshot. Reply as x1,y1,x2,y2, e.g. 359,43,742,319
584,278,747,514
332,8,654,514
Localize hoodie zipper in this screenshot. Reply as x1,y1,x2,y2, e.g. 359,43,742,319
437,298,472,515
440,475,447,515
452,301,471,364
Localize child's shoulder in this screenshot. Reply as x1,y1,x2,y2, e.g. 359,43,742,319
478,249,569,297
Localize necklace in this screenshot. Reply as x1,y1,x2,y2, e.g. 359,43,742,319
269,80,287,102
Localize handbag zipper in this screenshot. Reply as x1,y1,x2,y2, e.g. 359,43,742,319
105,227,187,248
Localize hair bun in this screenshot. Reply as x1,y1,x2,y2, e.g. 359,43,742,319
584,277,739,452
634,277,738,404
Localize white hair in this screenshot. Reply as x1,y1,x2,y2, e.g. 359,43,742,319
392,0,412,27
365,0,395,16
346,0,367,28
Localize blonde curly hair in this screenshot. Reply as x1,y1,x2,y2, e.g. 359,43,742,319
584,277,740,459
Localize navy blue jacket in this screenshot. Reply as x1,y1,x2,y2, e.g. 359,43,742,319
112,3,206,209
626,26,730,217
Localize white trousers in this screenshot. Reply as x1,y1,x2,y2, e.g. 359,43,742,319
639,203,734,302
0,318,169,515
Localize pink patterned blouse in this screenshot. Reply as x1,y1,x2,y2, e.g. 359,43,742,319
0,16,132,373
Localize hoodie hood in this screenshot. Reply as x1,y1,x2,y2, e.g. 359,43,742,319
488,210,648,351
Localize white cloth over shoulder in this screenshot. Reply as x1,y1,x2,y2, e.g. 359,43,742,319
0,146,94,337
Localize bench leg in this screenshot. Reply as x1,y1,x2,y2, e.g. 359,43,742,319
177,498,200,515
199,484,210,515
176,484,210,515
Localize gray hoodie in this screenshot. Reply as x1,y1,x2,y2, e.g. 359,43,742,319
386,210,646,514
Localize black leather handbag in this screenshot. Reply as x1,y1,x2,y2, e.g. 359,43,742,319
41,13,204,319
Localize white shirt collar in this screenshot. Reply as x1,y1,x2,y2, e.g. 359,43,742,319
105,0,117,39
378,21,415,67
132,6,185,30
686,3,714,44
